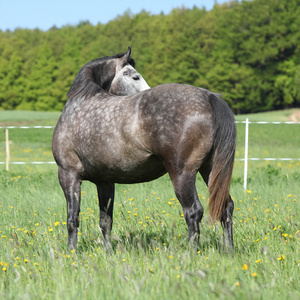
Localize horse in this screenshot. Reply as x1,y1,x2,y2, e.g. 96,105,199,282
52,47,236,252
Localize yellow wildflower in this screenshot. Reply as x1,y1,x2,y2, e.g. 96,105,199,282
277,255,285,261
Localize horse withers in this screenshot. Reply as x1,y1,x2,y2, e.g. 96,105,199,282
52,47,236,252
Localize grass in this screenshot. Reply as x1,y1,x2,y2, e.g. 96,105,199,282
0,109,299,299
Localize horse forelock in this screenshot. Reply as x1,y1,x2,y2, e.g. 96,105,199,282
67,50,135,101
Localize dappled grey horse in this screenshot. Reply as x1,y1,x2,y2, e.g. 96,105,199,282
52,47,236,252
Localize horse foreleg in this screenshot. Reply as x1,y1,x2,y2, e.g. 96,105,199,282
221,196,234,251
97,183,115,250
58,167,82,252
170,171,203,250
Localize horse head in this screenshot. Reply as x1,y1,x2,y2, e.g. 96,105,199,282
109,47,150,96
67,47,150,101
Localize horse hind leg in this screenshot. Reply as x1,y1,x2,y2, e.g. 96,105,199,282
97,183,115,250
169,170,203,250
58,167,82,252
221,196,234,251
200,162,234,251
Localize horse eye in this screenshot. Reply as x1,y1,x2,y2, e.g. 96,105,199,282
132,75,140,81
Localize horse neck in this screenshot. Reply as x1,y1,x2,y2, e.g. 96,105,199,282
67,59,115,101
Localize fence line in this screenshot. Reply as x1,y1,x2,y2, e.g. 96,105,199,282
0,126,54,129
0,162,56,165
2,122,300,189
236,158,300,161
235,121,300,124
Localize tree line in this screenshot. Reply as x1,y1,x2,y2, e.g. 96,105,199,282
0,0,299,114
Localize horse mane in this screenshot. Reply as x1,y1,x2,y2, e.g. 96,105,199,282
67,51,135,100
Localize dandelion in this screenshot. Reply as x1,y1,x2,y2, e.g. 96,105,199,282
242,264,248,271
123,259,126,262
277,255,285,261
169,255,173,259
246,190,252,194
2,267,6,272
255,259,261,263
251,272,257,277
24,259,28,263
235,282,240,287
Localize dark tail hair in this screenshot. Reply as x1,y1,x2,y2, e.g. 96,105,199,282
207,93,236,221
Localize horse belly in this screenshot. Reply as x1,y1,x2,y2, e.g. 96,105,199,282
83,152,166,184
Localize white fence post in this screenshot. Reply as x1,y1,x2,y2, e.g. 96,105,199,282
5,129,10,171
243,118,249,190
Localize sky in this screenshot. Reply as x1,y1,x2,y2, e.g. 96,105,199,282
0,0,229,31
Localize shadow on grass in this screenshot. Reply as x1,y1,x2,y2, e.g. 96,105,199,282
76,221,230,255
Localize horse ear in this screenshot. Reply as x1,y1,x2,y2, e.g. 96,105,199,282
126,46,132,57
121,47,132,66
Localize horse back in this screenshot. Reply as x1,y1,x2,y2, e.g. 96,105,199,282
138,84,217,154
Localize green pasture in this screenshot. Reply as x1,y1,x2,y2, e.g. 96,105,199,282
0,110,299,299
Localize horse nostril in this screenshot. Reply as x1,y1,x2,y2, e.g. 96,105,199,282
132,75,140,81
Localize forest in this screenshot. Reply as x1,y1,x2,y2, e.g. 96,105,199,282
0,0,299,114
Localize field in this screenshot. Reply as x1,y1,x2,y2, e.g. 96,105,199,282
0,110,299,299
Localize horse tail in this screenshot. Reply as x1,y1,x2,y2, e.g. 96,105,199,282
207,93,236,222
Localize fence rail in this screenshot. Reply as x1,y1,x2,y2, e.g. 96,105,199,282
0,162,56,165
2,121,300,189
0,126,54,129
